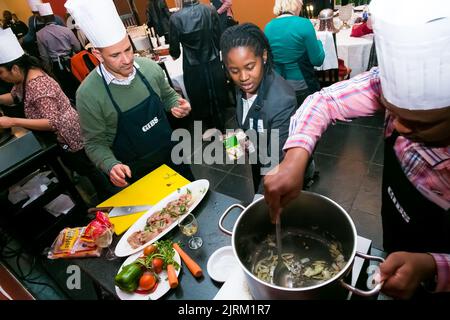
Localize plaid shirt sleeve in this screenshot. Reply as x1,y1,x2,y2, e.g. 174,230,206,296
430,253,450,292
284,67,384,154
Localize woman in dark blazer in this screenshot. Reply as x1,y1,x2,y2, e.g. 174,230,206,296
220,23,299,193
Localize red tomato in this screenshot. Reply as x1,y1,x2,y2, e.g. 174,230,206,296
143,244,157,256
152,257,164,273
139,272,156,291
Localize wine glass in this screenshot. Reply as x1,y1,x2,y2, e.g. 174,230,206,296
339,4,353,30
95,228,117,260
178,213,203,249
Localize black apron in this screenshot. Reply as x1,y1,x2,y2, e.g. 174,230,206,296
381,131,450,254
100,67,178,182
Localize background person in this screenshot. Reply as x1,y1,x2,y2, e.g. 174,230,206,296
146,0,171,43
264,0,325,106
66,0,192,189
221,23,297,193
2,10,28,40
36,3,81,102
169,0,230,133
264,0,450,299
22,0,65,58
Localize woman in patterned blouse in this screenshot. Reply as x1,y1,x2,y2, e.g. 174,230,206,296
0,54,111,201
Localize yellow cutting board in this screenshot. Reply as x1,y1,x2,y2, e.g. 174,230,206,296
97,165,190,235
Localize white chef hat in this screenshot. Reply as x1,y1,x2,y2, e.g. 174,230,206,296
37,3,53,16
0,29,25,64
27,0,42,13
370,0,450,110
65,0,127,48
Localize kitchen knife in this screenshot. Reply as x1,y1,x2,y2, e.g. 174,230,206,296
88,205,152,218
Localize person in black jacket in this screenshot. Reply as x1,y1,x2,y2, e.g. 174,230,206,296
2,11,29,40
220,23,298,193
146,0,171,43
169,0,230,132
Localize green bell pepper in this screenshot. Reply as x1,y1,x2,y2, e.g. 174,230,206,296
114,262,144,292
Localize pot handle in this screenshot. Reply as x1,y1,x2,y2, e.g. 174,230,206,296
218,204,246,236
339,251,385,297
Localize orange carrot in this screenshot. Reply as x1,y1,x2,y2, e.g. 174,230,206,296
167,264,179,289
173,243,203,277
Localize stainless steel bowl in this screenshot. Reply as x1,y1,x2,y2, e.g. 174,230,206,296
318,8,334,20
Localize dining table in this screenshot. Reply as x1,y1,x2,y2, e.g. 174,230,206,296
313,9,374,78
335,27,374,77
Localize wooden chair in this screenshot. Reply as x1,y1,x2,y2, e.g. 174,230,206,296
120,13,137,28
315,61,351,89
315,68,340,88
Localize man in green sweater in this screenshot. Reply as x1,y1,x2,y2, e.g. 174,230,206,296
66,0,191,188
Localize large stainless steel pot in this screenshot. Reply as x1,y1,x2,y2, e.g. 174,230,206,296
219,191,384,300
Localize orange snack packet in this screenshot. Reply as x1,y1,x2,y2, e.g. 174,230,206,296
47,226,101,259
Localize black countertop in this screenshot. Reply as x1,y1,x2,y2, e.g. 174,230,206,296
43,189,385,301
71,190,244,300
0,129,58,187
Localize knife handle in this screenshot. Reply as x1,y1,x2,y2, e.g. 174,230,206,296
87,207,113,214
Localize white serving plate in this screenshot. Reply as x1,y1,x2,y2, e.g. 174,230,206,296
115,249,181,300
115,179,209,257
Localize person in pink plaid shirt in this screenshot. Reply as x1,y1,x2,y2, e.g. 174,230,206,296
264,0,450,299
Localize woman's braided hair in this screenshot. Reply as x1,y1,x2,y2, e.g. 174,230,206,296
220,22,273,75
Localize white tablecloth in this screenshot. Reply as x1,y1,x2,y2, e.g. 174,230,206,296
159,52,188,100
336,27,374,77
316,31,339,70
313,12,374,77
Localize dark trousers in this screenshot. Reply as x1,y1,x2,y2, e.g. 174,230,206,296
59,148,113,202
183,58,229,132
251,163,264,194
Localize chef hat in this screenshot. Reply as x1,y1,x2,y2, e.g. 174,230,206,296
370,0,450,110
65,0,127,48
37,3,53,16
27,0,42,13
0,28,25,64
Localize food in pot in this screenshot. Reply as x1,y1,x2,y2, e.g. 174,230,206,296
127,191,193,248
252,234,347,287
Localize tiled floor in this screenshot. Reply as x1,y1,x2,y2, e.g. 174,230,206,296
0,108,386,300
